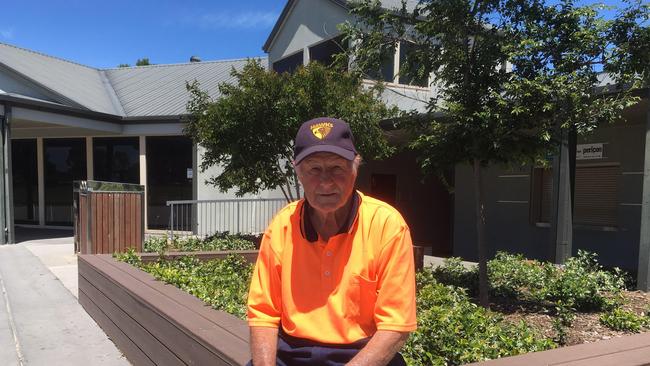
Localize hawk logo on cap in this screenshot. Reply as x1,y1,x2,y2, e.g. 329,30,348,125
310,122,334,140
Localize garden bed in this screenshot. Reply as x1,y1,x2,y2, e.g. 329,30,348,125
78,253,251,366
82,234,650,366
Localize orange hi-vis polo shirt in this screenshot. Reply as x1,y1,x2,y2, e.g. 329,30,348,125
247,191,417,345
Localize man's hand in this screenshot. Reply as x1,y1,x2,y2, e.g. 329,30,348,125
346,330,409,366
250,327,279,366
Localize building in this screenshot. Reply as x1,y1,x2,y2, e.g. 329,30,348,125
0,43,284,242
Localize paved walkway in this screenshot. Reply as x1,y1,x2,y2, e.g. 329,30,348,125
0,228,130,366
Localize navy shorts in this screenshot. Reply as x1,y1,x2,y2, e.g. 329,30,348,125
246,331,407,366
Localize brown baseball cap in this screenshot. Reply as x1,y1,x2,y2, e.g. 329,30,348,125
293,117,358,164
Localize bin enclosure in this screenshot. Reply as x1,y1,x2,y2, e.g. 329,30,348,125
74,180,144,254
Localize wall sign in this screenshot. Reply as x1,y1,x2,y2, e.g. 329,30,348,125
576,143,604,160
187,168,193,179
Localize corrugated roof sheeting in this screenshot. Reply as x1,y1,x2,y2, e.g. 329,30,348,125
0,43,122,115
105,59,262,117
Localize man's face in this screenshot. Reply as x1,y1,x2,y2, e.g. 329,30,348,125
296,152,357,215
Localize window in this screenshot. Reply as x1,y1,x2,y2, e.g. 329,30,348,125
573,165,619,227
12,139,38,224
93,137,139,184
273,51,303,74
309,35,348,69
398,41,428,87
365,54,394,82
530,165,619,227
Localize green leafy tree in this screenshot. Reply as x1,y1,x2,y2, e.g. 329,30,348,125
185,59,398,202
136,58,151,66
343,0,646,307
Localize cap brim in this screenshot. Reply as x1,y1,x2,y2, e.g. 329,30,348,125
294,145,356,164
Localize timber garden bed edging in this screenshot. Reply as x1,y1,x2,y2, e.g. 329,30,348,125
78,252,256,366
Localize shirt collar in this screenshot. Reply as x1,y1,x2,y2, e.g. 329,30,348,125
300,191,361,243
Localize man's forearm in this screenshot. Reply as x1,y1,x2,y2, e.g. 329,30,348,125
347,330,410,366
250,326,279,366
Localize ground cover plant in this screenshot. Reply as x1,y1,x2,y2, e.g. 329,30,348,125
431,251,650,346
143,232,259,254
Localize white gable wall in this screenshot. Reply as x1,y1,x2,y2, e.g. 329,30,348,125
267,0,350,65
0,67,62,103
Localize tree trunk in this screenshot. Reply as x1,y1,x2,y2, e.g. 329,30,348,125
473,159,489,308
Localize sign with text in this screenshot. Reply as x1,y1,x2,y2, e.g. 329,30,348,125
576,143,604,160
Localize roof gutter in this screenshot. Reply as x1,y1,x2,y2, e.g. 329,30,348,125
0,94,184,125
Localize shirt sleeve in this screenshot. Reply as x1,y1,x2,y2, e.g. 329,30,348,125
247,228,282,328
373,215,417,332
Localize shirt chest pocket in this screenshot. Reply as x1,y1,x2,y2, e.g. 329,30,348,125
344,274,378,322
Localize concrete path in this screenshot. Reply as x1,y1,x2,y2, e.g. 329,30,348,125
0,229,130,366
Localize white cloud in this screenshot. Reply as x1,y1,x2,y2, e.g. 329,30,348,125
195,11,278,29
0,28,14,39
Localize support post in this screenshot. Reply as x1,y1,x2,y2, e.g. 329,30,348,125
0,107,4,244
638,91,650,291
551,128,574,264
4,106,14,244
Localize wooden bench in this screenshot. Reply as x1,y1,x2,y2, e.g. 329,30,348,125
78,254,251,366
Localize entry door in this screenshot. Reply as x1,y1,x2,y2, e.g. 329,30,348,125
146,136,193,229
371,174,397,206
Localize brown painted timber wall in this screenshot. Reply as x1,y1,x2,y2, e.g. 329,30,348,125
78,254,250,366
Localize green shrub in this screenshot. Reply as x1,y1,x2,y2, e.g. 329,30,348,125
143,236,169,254
113,247,142,266
429,257,478,294
542,251,626,312
487,252,549,299
599,308,650,332
143,234,256,253
403,281,555,366
140,254,253,319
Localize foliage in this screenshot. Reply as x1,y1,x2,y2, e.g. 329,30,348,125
429,250,627,312
599,308,650,332
403,280,555,366
427,257,478,294
143,233,256,254
140,254,254,319
143,235,170,254
344,0,647,308
184,59,398,202
136,58,150,66
542,251,626,311
113,247,142,266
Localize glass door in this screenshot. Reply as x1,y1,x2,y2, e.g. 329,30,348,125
44,138,86,226
12,139,38,224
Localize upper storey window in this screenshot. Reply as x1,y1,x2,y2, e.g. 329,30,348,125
273,51,303,74
309,35,348,69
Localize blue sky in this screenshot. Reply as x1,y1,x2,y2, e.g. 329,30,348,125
0,0,287,69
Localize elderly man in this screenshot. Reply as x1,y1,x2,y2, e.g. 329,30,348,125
247,117,416,366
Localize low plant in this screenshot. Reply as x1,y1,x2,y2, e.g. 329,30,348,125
143,233,256,253
143,235,169,254
487,252,549,299
542,251,626,312
140,254,254,319
403,280,555,366
429,257,478,294
599,308,650,332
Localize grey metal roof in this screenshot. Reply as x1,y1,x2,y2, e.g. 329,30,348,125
104,58,264,117
0,42,123,115
0,42,266,119
263,0,420,52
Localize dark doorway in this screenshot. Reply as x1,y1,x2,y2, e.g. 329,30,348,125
146,136,193,229
371,174,397,206
12,139,38,224
43,138,87,226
